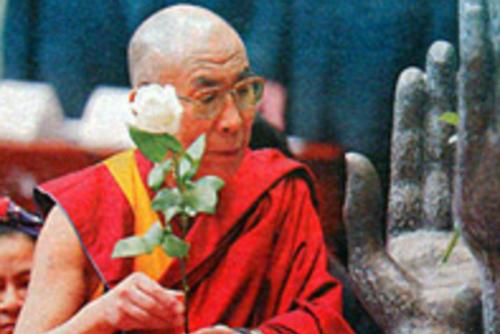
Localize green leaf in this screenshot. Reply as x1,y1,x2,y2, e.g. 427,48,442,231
147,160,173,190
112,236,150,258
162,233,190,258
186,134,206,162
162,159,173,173
439,112,459,126
197,175,225,191
164,222,173,233
129,125,183,163
177,135,206,182
183,176,225,214
184,206,197,217
163,206,181,223
148,164,166,191
152,188,182,211
178,155,194,181
143,222,164,250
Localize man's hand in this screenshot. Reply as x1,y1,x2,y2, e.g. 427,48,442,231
190,324,238,334
16,208,183,334
89,272,185,332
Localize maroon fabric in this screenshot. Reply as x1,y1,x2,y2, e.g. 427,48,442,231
37,148,354,334
37,158,136,287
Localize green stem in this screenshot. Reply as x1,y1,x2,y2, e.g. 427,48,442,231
442,226,461,263
172,155,183,190
180,214,190,333
171,152,191,331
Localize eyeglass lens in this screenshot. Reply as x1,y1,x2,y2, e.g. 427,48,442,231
193,78,264,119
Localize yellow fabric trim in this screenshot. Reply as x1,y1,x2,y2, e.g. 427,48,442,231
104,150,173,281
89,283,104,302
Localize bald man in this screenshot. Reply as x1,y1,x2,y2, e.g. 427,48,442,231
15,5,353,334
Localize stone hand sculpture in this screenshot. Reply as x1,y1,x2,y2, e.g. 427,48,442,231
344,41,481,334
455,0,499,332
343,0,499,333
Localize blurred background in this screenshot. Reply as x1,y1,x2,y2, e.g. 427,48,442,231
0,0,6,74
0,0,458,206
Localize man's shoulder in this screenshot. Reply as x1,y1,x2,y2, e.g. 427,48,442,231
246,149,318,203
35,150,134,214
39,152,119,191
234,148,316,199
244,148,303,173
42,149,139,185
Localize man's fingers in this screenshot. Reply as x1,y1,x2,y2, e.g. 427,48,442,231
190,325,236,334
135,275,185,314
121,301,168,329
127,285,180,322
122,301,150,322
107,273,185,330
388,68,427,234
422,41,456,230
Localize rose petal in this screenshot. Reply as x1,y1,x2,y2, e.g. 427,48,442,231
129,84,183,134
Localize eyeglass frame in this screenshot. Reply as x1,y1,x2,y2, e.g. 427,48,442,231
176,75,266,120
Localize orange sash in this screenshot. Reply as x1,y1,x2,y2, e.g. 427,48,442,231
90,150,173,300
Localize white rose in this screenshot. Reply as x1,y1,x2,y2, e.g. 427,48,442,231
130,84,183,134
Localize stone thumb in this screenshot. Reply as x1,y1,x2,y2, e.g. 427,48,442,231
343,152,385,258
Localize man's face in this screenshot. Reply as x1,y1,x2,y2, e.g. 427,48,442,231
162,43,256,181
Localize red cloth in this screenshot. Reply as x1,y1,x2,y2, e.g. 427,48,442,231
0,197,9,218
37,148,354,334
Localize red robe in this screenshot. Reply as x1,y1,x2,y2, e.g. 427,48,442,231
36,148,354,334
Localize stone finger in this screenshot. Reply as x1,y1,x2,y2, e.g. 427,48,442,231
388,68,427,234
457,0,494,182
422,41,457,230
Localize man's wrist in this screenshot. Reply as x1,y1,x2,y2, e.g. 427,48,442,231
76,298,115,334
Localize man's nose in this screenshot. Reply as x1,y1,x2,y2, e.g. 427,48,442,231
0,285,23,314
216,93,243,134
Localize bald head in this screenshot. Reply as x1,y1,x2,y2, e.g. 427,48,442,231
128,5,247,86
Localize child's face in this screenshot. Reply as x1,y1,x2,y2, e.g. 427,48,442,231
0,234,34,334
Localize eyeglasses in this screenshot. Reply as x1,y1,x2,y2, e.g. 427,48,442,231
177,76,265,120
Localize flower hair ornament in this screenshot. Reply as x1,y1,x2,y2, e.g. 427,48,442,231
0,196,43,237
129,84,183,134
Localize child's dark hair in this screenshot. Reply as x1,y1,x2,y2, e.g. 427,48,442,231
0,197,42,239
